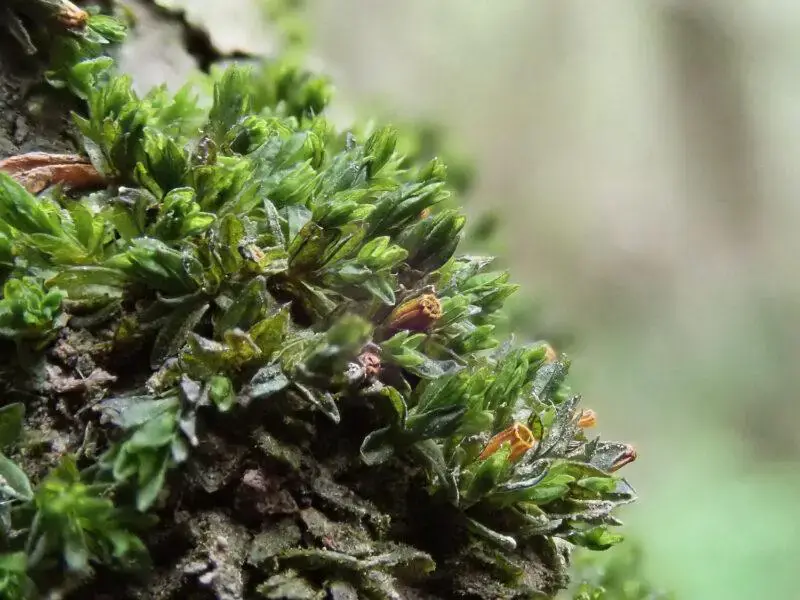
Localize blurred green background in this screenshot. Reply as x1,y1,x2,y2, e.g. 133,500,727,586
120,1,800,597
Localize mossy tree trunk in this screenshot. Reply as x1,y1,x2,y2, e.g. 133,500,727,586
0,14,568,600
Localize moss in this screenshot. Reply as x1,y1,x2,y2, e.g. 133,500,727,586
0,7,639,600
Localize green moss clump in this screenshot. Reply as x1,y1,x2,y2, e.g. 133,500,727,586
0,11,638,600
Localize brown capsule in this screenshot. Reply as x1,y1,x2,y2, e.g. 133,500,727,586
357,351,381,379
57,1,89,28
543,343,557,364
577,409,597,429
387,293,442,332
608,444,637,473
243,244,265,263
419,207,432,219
478,422,536,463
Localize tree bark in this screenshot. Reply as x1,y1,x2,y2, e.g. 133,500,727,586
0,37,80,160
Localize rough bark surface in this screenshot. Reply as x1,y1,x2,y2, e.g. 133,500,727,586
0,37,80,160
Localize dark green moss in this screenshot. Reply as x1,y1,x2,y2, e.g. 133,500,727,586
0,8,639,600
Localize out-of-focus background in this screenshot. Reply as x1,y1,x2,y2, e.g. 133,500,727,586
311,3,800,598
121,1,800,598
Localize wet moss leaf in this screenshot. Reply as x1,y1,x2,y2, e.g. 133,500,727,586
462,446,511,506
249,304,291,357
363,276,396,305
96,396,180,430
360,427,395,466
410,439,458,505
536,395,581,459
215,276,270,336
378,386,407,429
150,300,209,369
213,213,246,274
0,453,32,501
46,266,126,302
284,204,312,242
568,526,624,551
135,449,170,512
515,471,575,505
293,383,340,424
405,405,467,440
381,332,463,379
549,460,613,481
456,408,495,436
288,221,327,271
528,411,544,441
244,364,290,402
0,172,61,236
110,238,201,295
494,469,550,497
208,375,235,412
408,356,464,379
364,125,398,177
531,359,569,402
297,281,338,319
127,411,178,450
136,128,189,198
466,518,517,551
590,441,634,473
